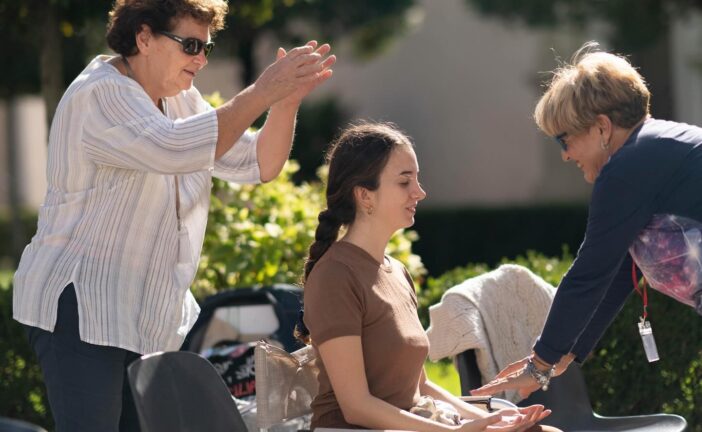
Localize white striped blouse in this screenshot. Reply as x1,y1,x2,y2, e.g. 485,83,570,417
13,55,261,354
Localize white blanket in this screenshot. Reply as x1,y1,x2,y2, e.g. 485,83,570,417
426,264,555,402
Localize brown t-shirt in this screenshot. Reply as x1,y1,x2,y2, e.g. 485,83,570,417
303,241,430,429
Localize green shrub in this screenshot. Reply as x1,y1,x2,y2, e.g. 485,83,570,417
0,211,39,269
192,161,426,299
0,283,52,429
418,250,702,429
587,288,702,428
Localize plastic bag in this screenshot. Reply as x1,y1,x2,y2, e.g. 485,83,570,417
629,214,702,314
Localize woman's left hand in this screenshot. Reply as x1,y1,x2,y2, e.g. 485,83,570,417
470,357,541,399
274,40,336,108
490,405,551,431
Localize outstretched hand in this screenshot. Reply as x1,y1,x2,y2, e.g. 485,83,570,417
471,354,573,400
470,357,540,399
490,405,552,431
453,404,551,432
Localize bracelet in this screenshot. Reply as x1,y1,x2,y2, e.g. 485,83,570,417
525,357,554,391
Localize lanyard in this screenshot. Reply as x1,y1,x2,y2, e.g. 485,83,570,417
631,261,648,320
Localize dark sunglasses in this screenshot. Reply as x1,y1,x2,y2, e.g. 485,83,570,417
554,132,568,151
158,31,214,57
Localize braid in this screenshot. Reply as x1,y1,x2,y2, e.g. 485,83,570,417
303,209,342,281
296,209,343,344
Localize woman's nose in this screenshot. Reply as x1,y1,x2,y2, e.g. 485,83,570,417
414,184,427,201
194,51,208,67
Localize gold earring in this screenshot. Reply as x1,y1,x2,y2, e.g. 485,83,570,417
367,206,374,216
600,137,610,151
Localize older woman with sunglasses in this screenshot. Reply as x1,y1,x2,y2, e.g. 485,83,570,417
12,0,334,430
472,42,702,400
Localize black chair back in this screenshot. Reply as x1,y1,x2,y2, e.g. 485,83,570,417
0,418,47,432
127,351,248,432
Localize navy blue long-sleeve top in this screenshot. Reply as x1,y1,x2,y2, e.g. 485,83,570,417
534,118,702,365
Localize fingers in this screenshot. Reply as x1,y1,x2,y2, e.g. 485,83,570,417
537,409,552,422
314,43,331,56
260,41,334,104
295,52,336,76
320,53,337,69
285,44,315,59
519,405,541,424
514,405,551,430
295,59,324,77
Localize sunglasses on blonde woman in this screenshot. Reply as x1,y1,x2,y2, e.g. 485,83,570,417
554,132,568,151
158,31,215,57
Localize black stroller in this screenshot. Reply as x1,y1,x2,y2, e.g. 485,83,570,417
181,284,304,399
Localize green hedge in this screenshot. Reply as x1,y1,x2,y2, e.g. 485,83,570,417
0,282,52,429
417,252,702,430
0,212,38,269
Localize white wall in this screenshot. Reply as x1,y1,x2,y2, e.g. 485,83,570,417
672,12,702,126
0,96,48,210
301,0,593,206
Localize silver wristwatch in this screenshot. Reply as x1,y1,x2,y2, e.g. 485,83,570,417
525,357,554,391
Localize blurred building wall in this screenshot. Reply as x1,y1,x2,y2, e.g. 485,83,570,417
0,97,48,210
672,12,702,126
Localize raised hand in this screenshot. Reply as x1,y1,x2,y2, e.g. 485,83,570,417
254,40,335,108
274,40,336,107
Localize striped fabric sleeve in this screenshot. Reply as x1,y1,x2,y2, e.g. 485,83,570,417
213,129,261,184
82,77,217,174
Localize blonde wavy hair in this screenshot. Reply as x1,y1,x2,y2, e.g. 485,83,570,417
534,41,650,137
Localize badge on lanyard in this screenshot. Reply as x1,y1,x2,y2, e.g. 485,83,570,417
632,262,659,362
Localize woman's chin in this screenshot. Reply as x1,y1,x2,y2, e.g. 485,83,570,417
583,171,597,184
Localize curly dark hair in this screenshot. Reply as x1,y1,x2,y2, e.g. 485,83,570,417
106,0,228,56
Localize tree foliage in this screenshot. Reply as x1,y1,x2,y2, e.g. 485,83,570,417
219,0,417,84
464,0,702,51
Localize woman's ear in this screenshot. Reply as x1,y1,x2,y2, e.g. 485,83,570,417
353,186,374,215
595,114,613,140
135,24,153,55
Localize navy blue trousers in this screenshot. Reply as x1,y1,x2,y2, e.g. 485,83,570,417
25,284,142,432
